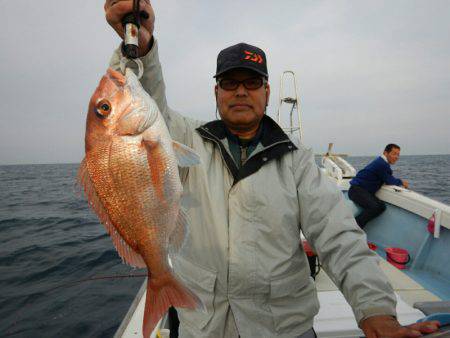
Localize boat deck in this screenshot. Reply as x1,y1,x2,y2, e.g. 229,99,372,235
314,257,440,337
316,258,440,305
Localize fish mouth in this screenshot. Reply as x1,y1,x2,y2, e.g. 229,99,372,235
124,68,144,90
116,70,158,136
106,68,127,87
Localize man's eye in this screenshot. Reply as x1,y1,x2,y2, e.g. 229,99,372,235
223,79,236,86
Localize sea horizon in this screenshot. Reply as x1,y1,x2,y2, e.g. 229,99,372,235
1,153,450,167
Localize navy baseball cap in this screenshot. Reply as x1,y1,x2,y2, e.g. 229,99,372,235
214,42,268,79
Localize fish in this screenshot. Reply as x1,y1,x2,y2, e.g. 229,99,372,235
78,67,202,337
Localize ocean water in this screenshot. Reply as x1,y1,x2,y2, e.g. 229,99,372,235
0,155,449,337
0,164,144,338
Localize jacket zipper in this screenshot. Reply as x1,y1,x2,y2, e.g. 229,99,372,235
242,140,293,165
199,128,235,288
200,128,237,175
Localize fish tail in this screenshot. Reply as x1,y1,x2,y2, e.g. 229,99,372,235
143,273,202,338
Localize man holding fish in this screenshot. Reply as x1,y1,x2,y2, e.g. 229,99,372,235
100,1,440,337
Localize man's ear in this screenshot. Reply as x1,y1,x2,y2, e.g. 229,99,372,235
265,83,270,107
214,84,218,100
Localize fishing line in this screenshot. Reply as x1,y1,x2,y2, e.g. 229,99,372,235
50,272,148,291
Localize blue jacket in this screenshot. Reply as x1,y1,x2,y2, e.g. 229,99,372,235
350,156,402,193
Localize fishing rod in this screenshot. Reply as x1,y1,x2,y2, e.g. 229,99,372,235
51,272,148,291
120,0,149,78
122,0,150,59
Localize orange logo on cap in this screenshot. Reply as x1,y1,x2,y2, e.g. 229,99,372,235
244,51,263,64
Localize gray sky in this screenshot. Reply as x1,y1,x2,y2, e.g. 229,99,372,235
1,0,449,165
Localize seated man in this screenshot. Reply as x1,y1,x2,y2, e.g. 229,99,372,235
349,144,408,228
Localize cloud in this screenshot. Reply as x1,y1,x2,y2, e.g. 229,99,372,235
0,0,449,164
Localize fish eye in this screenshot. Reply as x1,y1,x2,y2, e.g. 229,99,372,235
95,100,112,119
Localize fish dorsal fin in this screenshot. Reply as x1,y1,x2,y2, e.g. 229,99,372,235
77,158,146,268
172,141,201,167
169,208,190,255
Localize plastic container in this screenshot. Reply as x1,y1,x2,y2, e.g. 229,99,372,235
367,242,378,251
428,214,435,234
385,247,410,269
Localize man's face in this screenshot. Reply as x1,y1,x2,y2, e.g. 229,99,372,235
215,69,270,134
384,147,400,164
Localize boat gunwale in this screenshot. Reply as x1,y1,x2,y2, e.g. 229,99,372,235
114,278,147,338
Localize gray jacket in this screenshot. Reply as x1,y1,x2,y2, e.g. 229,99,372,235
110,40,396,338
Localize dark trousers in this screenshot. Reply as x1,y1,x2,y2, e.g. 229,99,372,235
348,185,386,228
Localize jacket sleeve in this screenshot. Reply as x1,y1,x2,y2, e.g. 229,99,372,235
293,145,397,325
379,164,403,186
108,38,204,146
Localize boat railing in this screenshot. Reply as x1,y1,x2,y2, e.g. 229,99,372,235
276,70,303,142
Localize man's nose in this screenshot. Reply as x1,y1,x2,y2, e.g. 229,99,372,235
235,83,248,96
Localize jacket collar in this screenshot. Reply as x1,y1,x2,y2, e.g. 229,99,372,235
196,115,298,185
197,115,293,148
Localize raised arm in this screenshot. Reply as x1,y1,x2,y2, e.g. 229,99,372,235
104,0,203,145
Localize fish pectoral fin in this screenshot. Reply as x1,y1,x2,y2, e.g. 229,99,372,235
142,136,161,151
77,158,146,268
169,208,189,255
172,141,201,167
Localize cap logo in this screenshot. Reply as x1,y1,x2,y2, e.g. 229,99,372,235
244,50,263,64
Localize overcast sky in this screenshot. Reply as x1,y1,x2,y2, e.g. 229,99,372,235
0,0,449,165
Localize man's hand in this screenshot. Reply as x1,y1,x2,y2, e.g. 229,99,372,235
360,315,440,338
402,180,409,189
104,0,155,57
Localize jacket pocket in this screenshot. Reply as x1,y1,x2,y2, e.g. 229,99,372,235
173,255,217,330
269,270,319,333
